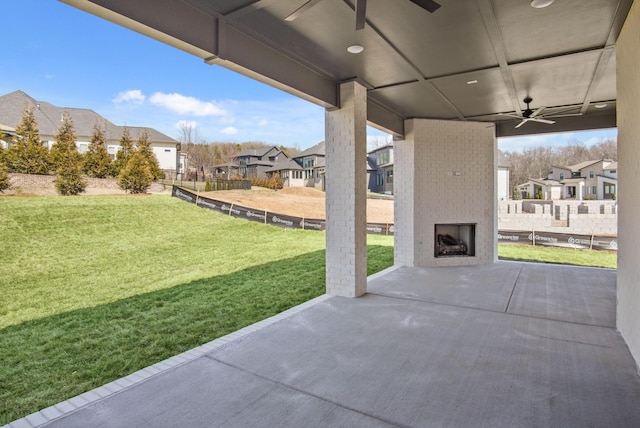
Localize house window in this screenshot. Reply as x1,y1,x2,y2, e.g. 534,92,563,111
559,173,564,180
386,170,393,184
303,158,315,168
77,143,88,154
376,173,383,186
107,145,119,160
610,169,616,173
591,186,597,194
605,184,616,194
304,169,313,179
589,171,594,178
376,152,389,165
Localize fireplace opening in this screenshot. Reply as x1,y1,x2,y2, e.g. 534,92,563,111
435,223,476,257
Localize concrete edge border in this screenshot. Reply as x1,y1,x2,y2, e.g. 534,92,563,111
4,293,336,428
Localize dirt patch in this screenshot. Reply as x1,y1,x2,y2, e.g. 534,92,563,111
200,187,394,223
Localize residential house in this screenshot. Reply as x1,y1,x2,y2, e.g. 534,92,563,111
0,90,181,171
266,141,325,189
518,159,617,200
549,159,617,200
367,144,394,194
234,146,287,179
517,178,562,200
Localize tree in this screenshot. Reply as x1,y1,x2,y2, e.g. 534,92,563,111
0,160,10,192
6,106,50,174
136,129,162,180
112,127,134,176
51,113,86,195
49,112,82,171
84,122,113,178
118,151,154,194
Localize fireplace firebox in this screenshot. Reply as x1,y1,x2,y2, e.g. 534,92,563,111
435,223,476,257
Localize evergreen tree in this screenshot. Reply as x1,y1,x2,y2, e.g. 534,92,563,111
0,160,10,192
118,151,153,194
51,113,85,195
84,122,113,178
112,127,134,176
49,112,82,171
136,129,162,180
6,106,50,174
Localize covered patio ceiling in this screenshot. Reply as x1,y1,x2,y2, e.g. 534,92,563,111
63,0,632,138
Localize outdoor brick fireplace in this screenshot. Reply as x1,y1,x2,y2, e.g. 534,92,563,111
435,223,476,257
394,119,496,267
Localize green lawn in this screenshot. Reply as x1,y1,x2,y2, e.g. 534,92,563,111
498,244,617,268
0,195,393,425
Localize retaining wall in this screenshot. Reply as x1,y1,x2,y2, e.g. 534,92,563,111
498,200,617,235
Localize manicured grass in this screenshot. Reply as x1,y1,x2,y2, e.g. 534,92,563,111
0,195,394,424
498,244,617,268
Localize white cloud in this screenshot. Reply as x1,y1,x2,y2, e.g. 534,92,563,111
258,119,269,126
149,92,226,117
113,89,146,105
44,73,54,80
221,126,238,135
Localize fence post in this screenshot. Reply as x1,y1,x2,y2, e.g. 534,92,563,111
532,230,536,246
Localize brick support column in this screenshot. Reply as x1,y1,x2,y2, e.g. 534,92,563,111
616,0,640,371
393,136,416,266
324,81,367,297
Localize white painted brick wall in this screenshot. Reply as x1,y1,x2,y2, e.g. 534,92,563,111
395,119,496,267
616,0,640,371
324,82,367,297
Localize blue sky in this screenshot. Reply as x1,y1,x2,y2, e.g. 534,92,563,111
2,0,616,151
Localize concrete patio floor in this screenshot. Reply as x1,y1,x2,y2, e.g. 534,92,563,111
8,262,640,428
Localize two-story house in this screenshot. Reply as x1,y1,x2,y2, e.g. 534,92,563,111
518,159,617,200
367,144,394,194
0,90,181,171
266,141,325,189
234,146,287,179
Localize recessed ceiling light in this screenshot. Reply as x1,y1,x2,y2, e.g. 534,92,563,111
531,0,555,8
594,103,608,109
347,44,364,54
466,80,478,85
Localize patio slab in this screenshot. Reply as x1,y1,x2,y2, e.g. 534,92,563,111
9,262,640,428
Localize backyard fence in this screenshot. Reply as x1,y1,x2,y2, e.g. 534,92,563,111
162,178,251,192
172,186,616,249
172,186,395,235
497,230,617,251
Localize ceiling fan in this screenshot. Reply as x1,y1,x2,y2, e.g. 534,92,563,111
503,97,556,129
285,0,441,30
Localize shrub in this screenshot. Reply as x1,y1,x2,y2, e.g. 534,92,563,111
118,152,153,194
0,161,10,192
54,163,86,196
251,176,283,190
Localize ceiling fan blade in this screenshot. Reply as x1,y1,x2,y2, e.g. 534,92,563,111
531,118,556,125
355,0,367,30
500,113,523,119
409,0,441,13
284,0,323,22
515,119,529,129
530,106,546,118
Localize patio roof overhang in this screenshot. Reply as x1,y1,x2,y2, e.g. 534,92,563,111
60,0,631,138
